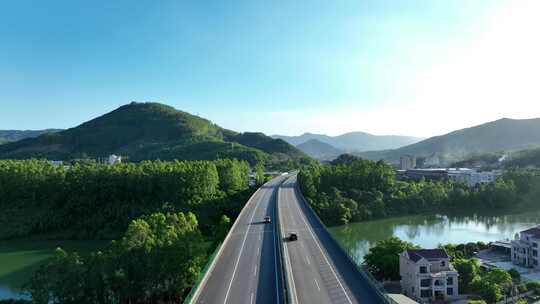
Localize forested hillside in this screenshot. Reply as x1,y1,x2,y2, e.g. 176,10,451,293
296,139,344,160
358,118,540,165
0,102,309,169
0,129,61,144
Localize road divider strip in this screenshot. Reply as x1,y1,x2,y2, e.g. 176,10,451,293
276,184,297,304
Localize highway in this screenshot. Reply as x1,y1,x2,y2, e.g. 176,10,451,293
278,175,385,304
192,177,285,304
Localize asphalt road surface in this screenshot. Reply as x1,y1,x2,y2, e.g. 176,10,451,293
279,175,385,304
193,177,285,304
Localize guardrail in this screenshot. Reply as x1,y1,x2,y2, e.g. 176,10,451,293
293,181,398,304
182,241,223,304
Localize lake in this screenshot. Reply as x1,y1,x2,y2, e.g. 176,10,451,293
330,209,540,264
0,240,108,300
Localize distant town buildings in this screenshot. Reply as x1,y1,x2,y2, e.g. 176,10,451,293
400,155,417,170
400,249,459,303
511,226,540,270
48,160,63,166
107,154,122,165
397,168,502,187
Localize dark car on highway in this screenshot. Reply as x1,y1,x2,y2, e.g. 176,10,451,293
288,232,298,241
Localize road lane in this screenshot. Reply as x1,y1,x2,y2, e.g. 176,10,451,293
193,177,285,304
279,175,385,304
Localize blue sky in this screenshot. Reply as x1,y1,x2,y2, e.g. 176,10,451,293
1,0,539,136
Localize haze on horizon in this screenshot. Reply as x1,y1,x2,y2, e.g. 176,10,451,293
1,0,539,138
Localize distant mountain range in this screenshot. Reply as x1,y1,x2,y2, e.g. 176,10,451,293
0,129,62,144
358,118,540,165
0,102,308,167
272,132,422,160
296,139,344,161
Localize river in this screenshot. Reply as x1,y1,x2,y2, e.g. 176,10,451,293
329,209,540,264
2,211,540,300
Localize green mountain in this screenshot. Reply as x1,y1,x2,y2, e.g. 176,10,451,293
0,102,308,166
296,139,344,160
504,148,540,168
0,129,62,144
358,118,540,165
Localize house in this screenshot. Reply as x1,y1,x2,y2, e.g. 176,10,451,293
511,225,540,270
400,249,459,303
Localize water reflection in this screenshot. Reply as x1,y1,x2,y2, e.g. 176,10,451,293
330,209,540,263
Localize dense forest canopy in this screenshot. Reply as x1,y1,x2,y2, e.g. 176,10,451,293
25,211,208,304
0,158,269,303
298,155,540,226
0,158,254,239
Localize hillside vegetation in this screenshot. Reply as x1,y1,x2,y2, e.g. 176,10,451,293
0,129,61,144
358,118,540,165
0,102,309,168
0,158,257,303
296,139,344,160
298,155,540,226
0,159,253,240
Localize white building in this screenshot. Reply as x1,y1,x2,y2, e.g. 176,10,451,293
49,160,63,166
447,168,502,187
400,249,459,303
511,226,540,270
400,155,417,170
108,154,122,165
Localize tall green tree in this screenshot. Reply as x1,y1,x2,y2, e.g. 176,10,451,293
364,237,417,280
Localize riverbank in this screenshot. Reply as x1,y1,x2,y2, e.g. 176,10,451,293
329,209,540,264
0,240,108,300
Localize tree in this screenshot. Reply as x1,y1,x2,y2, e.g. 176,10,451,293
364,237,417,280
213,215,231,248
454,258,480,293
254,162,265,185
471,268,513,303
508,268,521,283
484,268,512,286
26,211,207,304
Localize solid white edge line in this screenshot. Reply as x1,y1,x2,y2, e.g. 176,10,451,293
290,176,354,304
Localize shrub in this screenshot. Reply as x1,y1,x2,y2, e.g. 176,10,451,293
526,281,540,294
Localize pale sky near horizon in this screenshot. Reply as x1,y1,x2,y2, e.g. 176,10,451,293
1,1,539,137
